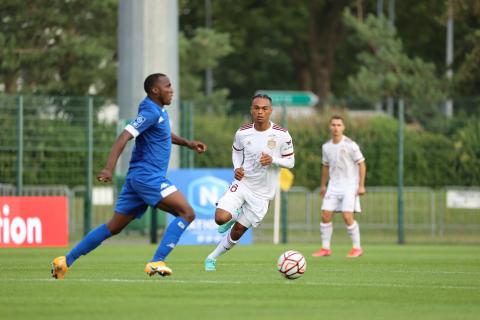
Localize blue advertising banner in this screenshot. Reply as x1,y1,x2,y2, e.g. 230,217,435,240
166,169,252,245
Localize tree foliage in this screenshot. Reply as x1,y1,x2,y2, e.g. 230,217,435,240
343,9,448,126
0,0,117,96
1,0,479,104
344,10,446,103
452,1,480,96
192,112,478,189
179,27,233,113
180,0,357,100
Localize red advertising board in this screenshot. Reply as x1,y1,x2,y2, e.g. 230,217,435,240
0,196,68,247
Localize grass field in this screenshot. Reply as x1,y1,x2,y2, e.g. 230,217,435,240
1,243,479,320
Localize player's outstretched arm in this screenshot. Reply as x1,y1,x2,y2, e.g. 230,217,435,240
97,130,134,183
171,133,207,153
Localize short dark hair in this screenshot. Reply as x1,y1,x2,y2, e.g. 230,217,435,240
144,73,166,94
251,93,272,104
330,115,344,123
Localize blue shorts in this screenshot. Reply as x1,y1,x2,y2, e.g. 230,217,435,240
114,177,178,218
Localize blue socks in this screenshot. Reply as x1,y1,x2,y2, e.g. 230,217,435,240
66,224,112,267
64,217,190,266
152,217,190,262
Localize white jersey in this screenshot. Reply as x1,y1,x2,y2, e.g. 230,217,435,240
232,122,294,200
322,136,364,194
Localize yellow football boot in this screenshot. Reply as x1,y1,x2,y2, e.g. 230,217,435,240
51,256,69,279
144,261,173,277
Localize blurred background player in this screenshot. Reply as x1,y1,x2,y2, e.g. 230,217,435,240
312,115,366,258
51,73,207,279
204,93,295,271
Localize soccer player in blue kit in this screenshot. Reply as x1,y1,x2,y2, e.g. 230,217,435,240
51,73,207,279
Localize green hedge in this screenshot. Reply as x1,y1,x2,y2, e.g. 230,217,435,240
1,104,478,188
193,113,480,189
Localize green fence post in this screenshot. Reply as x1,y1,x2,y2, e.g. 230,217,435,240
84,96,93,235
16,95,23,196
397,99,405,244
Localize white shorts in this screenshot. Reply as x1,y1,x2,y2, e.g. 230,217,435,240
321,190,361,213
216,180,269,228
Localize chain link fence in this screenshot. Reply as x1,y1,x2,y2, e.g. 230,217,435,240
256,186,480,244
1,94,479,243
0,95,116,187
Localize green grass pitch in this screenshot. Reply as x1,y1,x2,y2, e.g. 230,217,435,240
1,243,479,320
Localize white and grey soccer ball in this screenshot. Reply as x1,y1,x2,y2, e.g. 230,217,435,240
277,250,307,280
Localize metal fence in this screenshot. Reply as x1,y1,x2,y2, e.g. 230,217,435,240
0,95,116,188
1,184,478,244
255,186,480,244
1,94,479,244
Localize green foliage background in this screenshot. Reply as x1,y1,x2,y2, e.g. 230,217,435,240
1,101,479,189
192,112,480,189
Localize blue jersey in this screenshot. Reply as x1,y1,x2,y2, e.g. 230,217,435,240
124,97,171,179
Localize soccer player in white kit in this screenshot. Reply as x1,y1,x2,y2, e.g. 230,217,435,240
312,115,366,258
204,94,295,271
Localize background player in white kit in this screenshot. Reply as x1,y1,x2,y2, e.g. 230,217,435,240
312,115,366,258
204,94,295,271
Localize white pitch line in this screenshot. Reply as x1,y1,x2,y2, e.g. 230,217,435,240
309,268,480,276
199,264,480,276
0,278,478,291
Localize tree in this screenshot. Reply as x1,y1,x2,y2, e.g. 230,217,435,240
180,0,358,101
343,9,447,126
451,0,480,97
0,0,117,96
179,27,233,113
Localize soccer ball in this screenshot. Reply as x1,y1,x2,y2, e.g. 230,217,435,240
277,250,307,280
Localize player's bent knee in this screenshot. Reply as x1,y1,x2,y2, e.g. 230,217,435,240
322,218,333,224
180,208,195,223
214,215,229,225
214,209,231,225
321,213,333,223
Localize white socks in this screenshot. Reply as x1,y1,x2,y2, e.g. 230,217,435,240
207,233,238,260
320,222,333,250
321,220,361,249
347,220,361,249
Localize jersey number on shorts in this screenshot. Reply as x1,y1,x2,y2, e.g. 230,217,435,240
230,184,238,192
